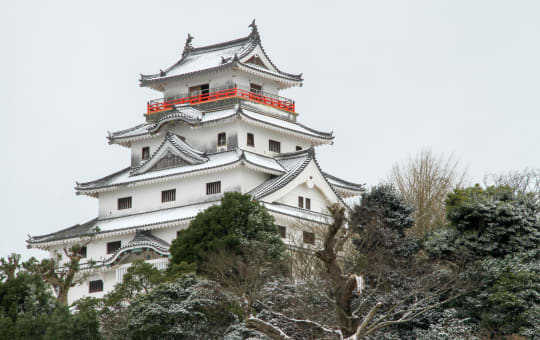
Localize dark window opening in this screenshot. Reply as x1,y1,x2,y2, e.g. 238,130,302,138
269,140,281,153
296,146,302,151
247,133,255,147
117,197,132,210
298,196,304,209
217,132,227,147
142,147,150,160
306,198,311,210
162,189,176,203
189,83,210,101
107,241,121,254
89,280,103,293
303,231,315,245
278,226,286,238
206,181,221,195
250,83,263,94
78,246,87,258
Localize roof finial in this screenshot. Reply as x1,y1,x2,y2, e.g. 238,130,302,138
248,19,260,41
183,33,194,56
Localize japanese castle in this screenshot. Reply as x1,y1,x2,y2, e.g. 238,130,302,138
27,21,364,303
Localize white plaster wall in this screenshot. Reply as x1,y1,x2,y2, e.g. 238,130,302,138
276,183,330,214
130,119,313,167
98,165,270,219
130,120,240,166
68,270,116,302
236,120,312,155
161,70,281,99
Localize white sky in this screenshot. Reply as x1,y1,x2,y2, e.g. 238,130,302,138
1,0,539,260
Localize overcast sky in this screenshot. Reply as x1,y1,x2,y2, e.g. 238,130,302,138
1,0,539,260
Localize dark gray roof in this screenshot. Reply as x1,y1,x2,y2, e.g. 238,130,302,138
108,105,333,145
322,172,365,192
249,149,313,199
27,218,98,244
139,22,302,86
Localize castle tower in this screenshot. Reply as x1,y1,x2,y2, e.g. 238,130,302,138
27,21,364,303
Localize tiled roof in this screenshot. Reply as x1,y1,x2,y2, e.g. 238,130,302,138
27,218,99,244
323,172,365,192
108,105,333,145
102,231,170,265
139,23,302,86
75,149,284,194
131,133,208,175
28,201,220,246
249,149,313,199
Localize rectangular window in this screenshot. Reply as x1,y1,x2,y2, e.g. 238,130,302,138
89,280,103,293
296,146,302,151
250,83,262,94
247,133,255,147
298,196,304,209
217,132,227,147
106,241,121,254
78,246,87,258
142,147,150,160
117,197,132,210
161,189,176,203
269,140,281,153
303,231,315,245
189,83,210,100
206,181,221,195
278,226,286,238
305,198,311,210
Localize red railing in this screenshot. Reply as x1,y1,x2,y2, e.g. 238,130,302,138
147,86,295,114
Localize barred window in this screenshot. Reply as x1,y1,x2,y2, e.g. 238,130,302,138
89,280,103,293
117,197,132,210
298,196,304,209
250,83,263,93
206,181,221,195
217,132,227,147
161,189,176,203
78,246,87,258
303,231,315,245
107,241,121,254
247,133,255,147
305,198,311,210
269,140,281,153
278,226,286,239
142,147,150,160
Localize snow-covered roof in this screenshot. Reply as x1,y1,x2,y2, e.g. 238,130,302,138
262,202,333,225
27,201,219,247
108,104,333,146
249,149,313,199
102,230,170,266
323,172,365,197
75,148,285,196
139,21,302,89
249,148,363,204
131,132,208,176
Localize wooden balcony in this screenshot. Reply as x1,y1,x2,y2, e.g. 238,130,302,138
147,85,295,114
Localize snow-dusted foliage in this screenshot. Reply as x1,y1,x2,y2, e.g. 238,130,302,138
223,323,270,340
414,309,478,340
428,185,540,261
122,275,241,340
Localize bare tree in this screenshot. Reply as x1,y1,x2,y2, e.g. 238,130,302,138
484,168,540,203
26,243,94,305
0,253,21,281
389,149,468,234
246,204,465,340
